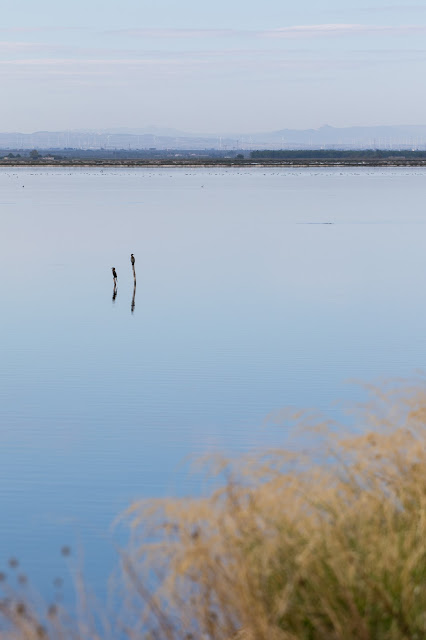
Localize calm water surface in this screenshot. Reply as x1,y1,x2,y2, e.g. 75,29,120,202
1,167,426,592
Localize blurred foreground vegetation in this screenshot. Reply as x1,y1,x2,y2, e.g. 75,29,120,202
1,382,426,639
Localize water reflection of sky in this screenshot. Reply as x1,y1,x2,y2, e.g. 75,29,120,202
1,167,426,593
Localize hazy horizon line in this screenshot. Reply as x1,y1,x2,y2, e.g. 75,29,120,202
3,123,426,137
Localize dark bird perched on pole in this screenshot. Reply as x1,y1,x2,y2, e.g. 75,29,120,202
112,267,117,282
130,254,136,285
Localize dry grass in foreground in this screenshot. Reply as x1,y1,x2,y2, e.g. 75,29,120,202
2,382,426,639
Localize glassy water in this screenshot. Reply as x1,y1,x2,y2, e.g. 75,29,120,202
1,167,426,593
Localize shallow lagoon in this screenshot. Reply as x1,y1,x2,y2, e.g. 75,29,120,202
1,167,426,592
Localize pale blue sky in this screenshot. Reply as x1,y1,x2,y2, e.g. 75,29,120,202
2,0,426,133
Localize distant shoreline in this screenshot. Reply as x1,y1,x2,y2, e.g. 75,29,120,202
1,159,426,168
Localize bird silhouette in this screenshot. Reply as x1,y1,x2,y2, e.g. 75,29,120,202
112,267,117,280
130,254,135,266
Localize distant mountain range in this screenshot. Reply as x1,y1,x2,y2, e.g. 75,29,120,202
2,125,426,150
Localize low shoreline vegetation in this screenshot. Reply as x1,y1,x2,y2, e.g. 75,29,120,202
2,148,426,167
250,149,426,160
2,382,426,639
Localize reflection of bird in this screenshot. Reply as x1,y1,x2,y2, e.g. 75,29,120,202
112,267,117,280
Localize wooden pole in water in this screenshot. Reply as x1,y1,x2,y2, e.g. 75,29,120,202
111,267,118,301
130,254,136,285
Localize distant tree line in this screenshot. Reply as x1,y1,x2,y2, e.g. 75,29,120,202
250,149,426,159
0,148,246,160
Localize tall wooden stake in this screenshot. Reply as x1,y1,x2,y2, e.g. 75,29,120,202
130,254,136,286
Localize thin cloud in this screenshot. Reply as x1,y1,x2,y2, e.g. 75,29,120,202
261,24,426,38
0,41,224,59
106,24,426,40
356,4,426,12
0,26,85,33
0,41,78,55
2,44,425,73
0,58,185,66
0,41,147,57
0,39,316,61
105,28,241,38
0,50,418,76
